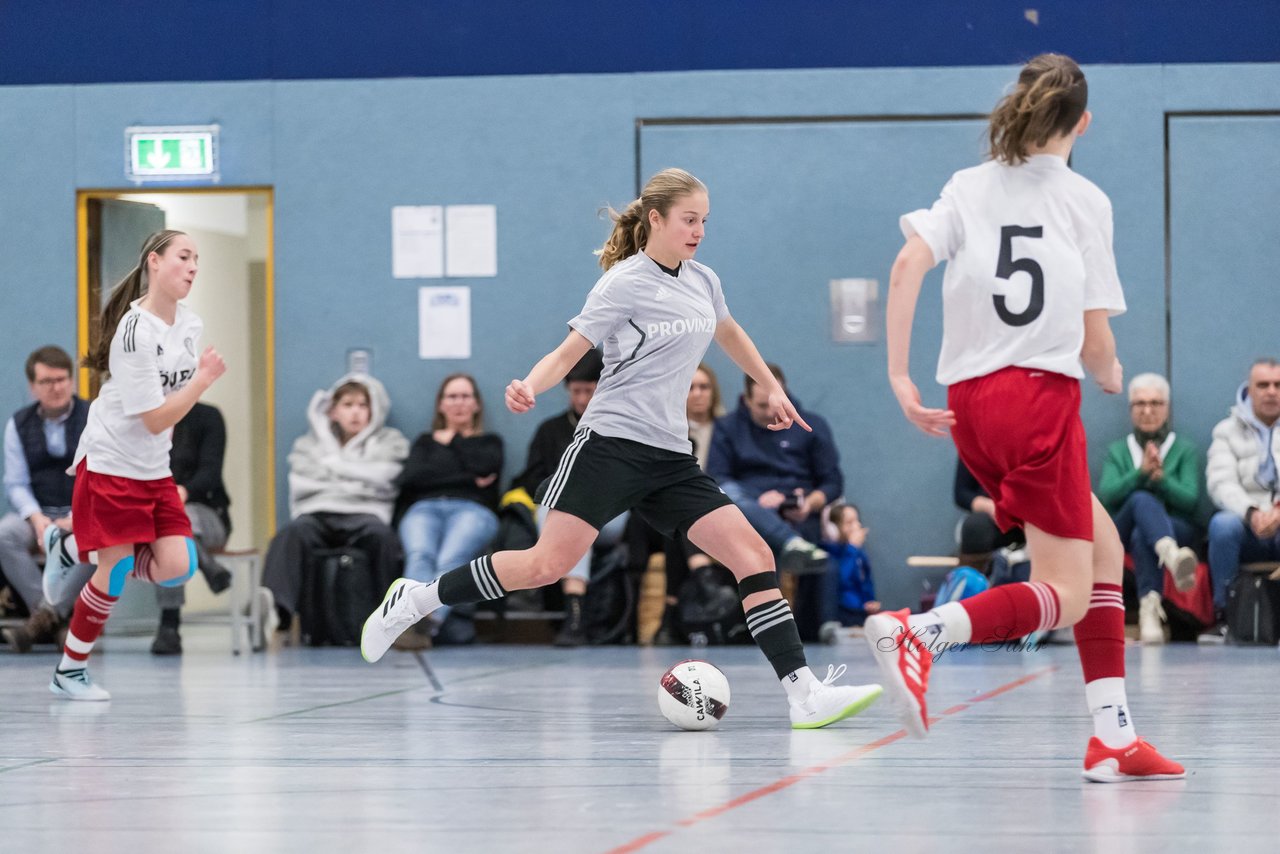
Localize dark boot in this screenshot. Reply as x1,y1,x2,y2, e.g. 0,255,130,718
653,603,683,646
5,604,60,653
151,609,183,655
194,537,232,594
554,594,587,647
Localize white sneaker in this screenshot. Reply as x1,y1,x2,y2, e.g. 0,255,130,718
41,526,81,605
864,609,932,738
1138,590,1166,645
789,664,882,729
49,666,111,701
361,578,426,663
252,586,278,652
1155,537,1197,592
779,537,829,575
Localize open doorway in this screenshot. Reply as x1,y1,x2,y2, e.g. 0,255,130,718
76,189,275,560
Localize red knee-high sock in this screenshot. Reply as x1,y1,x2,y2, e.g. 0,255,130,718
1073,582,1125,681
130,544,156,583
958,581,1060,644
61,582,118,665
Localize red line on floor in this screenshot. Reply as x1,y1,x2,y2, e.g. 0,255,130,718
601,665,1058,854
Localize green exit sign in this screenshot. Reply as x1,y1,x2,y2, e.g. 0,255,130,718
126,125,219,181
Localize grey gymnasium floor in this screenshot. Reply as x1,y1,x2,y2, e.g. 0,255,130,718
3,626,1279,854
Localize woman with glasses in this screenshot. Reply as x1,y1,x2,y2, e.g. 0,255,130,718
1098,373,1201,644
392,373,503,647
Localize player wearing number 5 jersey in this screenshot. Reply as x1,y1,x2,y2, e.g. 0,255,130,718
865,54,1184,781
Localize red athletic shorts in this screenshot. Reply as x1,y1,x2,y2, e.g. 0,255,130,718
71,459,192,552
948,366,1093,541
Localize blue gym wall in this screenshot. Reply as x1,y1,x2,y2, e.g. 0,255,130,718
1,4,1277,608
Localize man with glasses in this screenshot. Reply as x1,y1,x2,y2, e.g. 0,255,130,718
1,346,94,651
1201,357,1280,643
1098,373,1200,644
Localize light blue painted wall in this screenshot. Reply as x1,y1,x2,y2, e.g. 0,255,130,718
0,63,1276,608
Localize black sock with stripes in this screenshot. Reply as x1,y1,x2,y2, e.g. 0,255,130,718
745,597,808,680
436,554,507,606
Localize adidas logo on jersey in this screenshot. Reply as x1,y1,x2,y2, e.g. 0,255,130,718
654,286,671,301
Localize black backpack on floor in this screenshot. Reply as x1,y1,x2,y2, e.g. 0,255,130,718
677,565,750,645
1226,571,1280,645
301,548,381,647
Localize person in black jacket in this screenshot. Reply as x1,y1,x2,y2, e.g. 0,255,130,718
394,373,503,646
509,348,626,646
151,401,234,654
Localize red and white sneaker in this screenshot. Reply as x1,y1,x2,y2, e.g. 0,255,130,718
864,608,932,738
1082,737,1186,783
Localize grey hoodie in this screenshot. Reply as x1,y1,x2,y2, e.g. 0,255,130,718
287,373,409,523
1206,382,1280,519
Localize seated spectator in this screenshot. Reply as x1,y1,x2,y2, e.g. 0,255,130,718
823,502,880,628
652,362,724,645
954,458,1023,561
510,348,627,647
1097,372,1200,645
150,401,235,655
393,373,502,648
0,346,94,652
262,374,408,634
1202,357,1280,643
708,363,841,640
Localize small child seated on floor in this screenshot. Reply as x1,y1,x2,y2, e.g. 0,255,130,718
823,502,880,627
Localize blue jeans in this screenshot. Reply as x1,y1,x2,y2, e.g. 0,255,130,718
720,480,807,552
1208,510,1280,610
399,498,499,621
1111,490,1197,598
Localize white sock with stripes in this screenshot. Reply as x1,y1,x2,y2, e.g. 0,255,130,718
908,601,974,646
408,580,443,616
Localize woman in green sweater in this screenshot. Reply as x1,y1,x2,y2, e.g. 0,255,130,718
1098,373,1200,644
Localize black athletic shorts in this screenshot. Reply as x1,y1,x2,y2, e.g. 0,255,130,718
534,426,732,537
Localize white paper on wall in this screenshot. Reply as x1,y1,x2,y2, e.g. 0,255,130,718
418,286,471,359
445,204,497,277
392,205,444,278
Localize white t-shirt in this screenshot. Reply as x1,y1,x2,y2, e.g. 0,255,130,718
74,300,203,480
570,253,730,454
901,154,1127,386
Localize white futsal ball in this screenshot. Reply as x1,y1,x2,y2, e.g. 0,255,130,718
658,659,731,731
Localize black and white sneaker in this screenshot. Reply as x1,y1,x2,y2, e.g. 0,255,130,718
50,666,111,701
41,526,82,605
361,579,426,663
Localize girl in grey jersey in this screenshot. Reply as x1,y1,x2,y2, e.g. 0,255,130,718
364,168,882,729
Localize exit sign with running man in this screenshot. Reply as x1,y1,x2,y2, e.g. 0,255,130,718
126,125,219,181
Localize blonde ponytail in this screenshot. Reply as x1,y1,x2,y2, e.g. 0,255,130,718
595,168,706,270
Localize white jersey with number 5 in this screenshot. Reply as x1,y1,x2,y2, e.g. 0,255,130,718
901,154,1126,386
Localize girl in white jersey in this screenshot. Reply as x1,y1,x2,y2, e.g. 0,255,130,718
364,168,882,729
865,54,1184,781
47,230,226,700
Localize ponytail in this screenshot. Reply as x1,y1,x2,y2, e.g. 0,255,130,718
83,229,185,374
595,168,706,270
988,53,1088,165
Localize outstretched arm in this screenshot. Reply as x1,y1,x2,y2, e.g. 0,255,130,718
714,316,811,432
887,235,955,437
505,331,594,414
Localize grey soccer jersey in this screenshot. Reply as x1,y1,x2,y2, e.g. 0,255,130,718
569,253,729,454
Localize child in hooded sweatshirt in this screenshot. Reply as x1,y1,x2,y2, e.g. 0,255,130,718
261,373,409,632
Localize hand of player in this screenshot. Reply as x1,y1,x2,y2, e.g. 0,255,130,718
890,375,955,437
505,379,536,414
972,496,997,519
1096,358,1123,395
197,347,227,387
176,484,189,503
766,391,811,432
